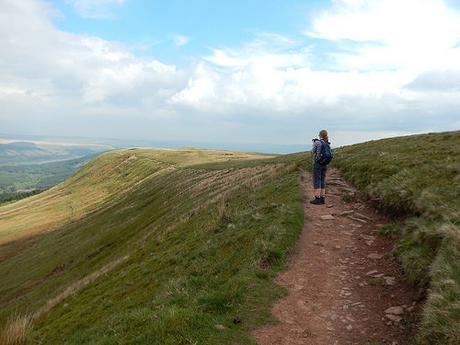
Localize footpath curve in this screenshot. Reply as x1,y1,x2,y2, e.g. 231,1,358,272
254,168,420,345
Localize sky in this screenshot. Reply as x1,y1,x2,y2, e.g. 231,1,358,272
1,0,460,150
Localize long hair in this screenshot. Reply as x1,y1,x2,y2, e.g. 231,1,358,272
319,129,329,142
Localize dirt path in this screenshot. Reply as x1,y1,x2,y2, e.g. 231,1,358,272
254,168,420,345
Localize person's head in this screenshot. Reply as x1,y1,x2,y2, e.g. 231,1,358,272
319,129,329,142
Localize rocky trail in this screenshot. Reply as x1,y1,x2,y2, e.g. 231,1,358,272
254,169,421,345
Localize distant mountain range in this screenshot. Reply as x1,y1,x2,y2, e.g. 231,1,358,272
0,132,307,155
0,138,112,201
0,140,111,166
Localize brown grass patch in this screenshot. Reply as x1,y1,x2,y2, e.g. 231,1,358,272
0,314,31,345
0,254,130,345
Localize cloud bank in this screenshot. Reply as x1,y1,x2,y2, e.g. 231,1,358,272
0,0,459,148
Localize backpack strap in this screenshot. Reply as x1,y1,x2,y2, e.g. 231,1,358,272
319,139,326,157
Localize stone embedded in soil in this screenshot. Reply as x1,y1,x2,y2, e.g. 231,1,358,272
366,270,379,276
384,276,396,286
386,314,403,322
215,324,227,330
339,210,354,216
320,214,335,220
348,215,368,223
367,253,384,259
385,306,404,315
354,212,374,221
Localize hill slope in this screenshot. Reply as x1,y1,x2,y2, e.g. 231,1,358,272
334,130,460,345
0,148,307,345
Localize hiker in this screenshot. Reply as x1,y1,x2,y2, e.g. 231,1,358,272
310,129,333,205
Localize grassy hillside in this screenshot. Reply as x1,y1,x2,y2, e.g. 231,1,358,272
334,131,460,345
0,148,307,345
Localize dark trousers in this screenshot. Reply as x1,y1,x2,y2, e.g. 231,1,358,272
313,163,327,189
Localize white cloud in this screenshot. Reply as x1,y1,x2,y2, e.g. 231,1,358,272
1,0,459,147
171,0,460,121
407,70,460,92
68,0,126,19
170,34,408,113
306,0,460,72
169,63,220,110
172,34,189,47
0,0,181,108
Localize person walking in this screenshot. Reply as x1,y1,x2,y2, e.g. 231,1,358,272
310,130,333,205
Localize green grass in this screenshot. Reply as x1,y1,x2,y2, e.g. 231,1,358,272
0,148,308,344
333,130,460,345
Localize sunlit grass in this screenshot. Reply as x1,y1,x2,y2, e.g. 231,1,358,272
0,149,271,246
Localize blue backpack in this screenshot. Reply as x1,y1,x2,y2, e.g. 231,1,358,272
318,140,333,166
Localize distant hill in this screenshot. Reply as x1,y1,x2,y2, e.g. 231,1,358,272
0,139,111,203
0,142,47,160
0,140,111,166
0,156,93,203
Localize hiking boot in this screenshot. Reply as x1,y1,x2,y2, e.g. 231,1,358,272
320,196,325,204
310,197,322,205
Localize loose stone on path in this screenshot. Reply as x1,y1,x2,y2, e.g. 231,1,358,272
367,253,384,260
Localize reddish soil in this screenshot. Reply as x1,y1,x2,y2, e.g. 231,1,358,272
254,168,421,345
